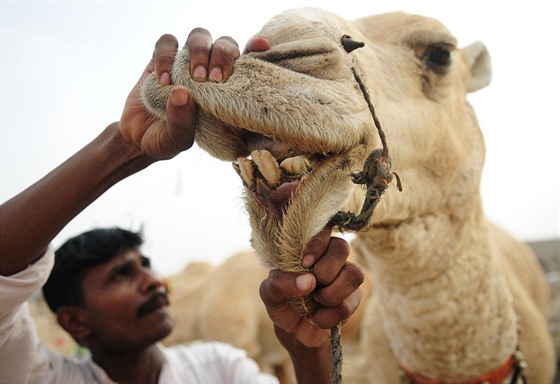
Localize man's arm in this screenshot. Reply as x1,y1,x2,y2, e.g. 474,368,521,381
260,228,364,384
0,30,240,276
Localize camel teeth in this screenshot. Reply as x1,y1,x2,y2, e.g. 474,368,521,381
280,156,310,175
237,157,255,188
251,150,281,187
232,162,240,174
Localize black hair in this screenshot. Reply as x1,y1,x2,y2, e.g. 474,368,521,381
42,227,143,313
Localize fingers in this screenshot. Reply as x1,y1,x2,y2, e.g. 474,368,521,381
311,286,363,329
312,260,364,322
151,29,241,86
314,261,364,305
186,28,213,81
260,270,316,331
186,28,240,82
301,226,333,267
209,36,240,82
308,235,363,327
153,34,179,85
243,36,271,54
260,257,363,323
261,239,364,349
312,237,350,286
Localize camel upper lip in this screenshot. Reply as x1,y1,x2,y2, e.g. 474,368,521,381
142,36,369,160
244,131,298,160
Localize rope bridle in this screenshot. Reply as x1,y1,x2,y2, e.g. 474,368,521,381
327,35,402,384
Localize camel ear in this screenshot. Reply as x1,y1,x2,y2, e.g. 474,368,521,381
462,41,492,92
56,307,91,341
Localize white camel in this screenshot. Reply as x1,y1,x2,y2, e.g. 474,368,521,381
143,7,555,383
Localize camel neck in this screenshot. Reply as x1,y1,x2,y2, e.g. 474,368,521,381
356,212,518,381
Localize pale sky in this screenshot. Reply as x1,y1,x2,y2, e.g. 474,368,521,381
1,1,559,275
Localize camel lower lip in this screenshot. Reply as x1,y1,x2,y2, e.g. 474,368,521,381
252,179,300,223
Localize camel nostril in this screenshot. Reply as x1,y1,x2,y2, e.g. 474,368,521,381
341,35,365,53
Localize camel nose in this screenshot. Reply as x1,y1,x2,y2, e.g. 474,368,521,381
341,35,365,53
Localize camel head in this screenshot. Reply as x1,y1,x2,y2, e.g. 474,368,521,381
142,7,491,283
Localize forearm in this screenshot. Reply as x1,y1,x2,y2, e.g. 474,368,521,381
290,341,333,384
0,122,153,275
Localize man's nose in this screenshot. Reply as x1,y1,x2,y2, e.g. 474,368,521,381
139,268,164,293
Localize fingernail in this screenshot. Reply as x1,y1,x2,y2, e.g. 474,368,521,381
192,66,206,81
208,67,223,82
296,274,314,291
159,72,171,85
170,87,188,106
302,255,314,268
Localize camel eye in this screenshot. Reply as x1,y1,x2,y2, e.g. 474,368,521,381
425,44,452,72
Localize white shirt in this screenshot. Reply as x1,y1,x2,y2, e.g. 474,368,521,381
0,248,279,384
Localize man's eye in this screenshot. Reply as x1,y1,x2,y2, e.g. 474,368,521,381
113,265,131,279
141,257,152,269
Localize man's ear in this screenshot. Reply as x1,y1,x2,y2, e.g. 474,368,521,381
56,306,91,341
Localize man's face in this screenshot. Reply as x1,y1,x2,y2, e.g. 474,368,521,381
79,248,173,351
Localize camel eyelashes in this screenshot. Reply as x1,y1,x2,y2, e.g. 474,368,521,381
341,35,365,53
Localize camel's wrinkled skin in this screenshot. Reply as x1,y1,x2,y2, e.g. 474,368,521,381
143,7,555,383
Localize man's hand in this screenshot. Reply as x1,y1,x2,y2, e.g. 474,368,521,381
0,29,241,276
260,228,364,350
118,29,240,160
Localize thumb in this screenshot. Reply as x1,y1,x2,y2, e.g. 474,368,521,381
260,270,316,309
165,85,197,151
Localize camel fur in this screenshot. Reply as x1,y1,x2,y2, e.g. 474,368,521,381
163,260,214,347
142,7,556,383
163,251,289,379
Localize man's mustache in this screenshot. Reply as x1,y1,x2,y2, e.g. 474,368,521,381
136,291,169,318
